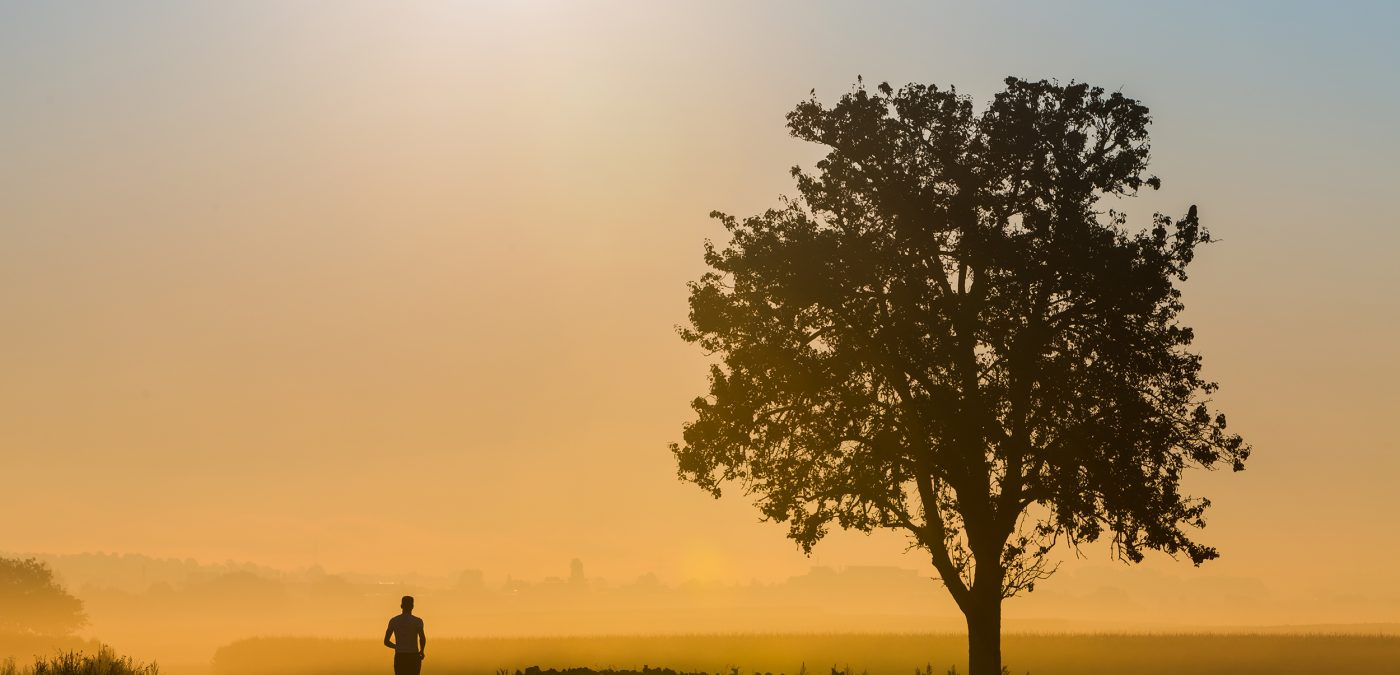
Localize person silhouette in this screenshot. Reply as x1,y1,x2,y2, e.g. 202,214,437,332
384,595,426,675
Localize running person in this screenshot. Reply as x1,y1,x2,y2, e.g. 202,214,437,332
384,595,426,675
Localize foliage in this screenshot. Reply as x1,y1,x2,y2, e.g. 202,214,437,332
671,76,1250,673
0,558,87,636
0,646,157,675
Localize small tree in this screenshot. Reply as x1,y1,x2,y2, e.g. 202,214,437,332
0,557,87,636
672,77,1249,675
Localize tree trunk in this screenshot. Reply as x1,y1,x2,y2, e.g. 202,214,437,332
964,593,1002,675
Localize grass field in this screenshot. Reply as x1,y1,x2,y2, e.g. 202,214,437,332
211,633,1400,675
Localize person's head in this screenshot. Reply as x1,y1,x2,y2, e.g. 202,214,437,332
400,596,414,613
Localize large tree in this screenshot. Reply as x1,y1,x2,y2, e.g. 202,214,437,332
672,77,1249,675
0,557,87,636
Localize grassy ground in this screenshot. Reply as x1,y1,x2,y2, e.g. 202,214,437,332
212,632,1400,675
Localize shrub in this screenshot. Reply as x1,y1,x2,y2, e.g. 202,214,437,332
0,646,157,675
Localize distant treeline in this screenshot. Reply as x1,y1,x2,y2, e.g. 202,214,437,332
22,554,965,667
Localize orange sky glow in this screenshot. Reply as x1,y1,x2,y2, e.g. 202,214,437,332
3,1,1399,635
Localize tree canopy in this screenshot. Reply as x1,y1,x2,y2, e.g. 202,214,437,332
672,76,1249,675
0,556,88,635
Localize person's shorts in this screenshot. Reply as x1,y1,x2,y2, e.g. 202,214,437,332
394,652,422,675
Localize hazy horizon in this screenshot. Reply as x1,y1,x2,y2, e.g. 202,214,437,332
12,541,1400,638
12,546,1400,672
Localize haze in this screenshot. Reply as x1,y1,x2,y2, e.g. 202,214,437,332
3,0,1399,654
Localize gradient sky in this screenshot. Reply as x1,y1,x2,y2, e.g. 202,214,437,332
3,1,1399,625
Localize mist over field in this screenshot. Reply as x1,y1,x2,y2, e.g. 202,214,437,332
2,551,1396,674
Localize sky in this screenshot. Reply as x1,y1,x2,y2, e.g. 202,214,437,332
3,0,1399,627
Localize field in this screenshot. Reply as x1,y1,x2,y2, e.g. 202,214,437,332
211,633,1400,675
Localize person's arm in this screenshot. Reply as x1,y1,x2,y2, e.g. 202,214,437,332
417,622,426,657
384,620,396,650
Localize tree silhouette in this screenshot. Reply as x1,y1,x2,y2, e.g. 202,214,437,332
672,77,1250,675
0,557,87,635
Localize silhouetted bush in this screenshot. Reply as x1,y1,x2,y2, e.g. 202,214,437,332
0,646,157,675
506,665,1002,675
515,667,711,675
